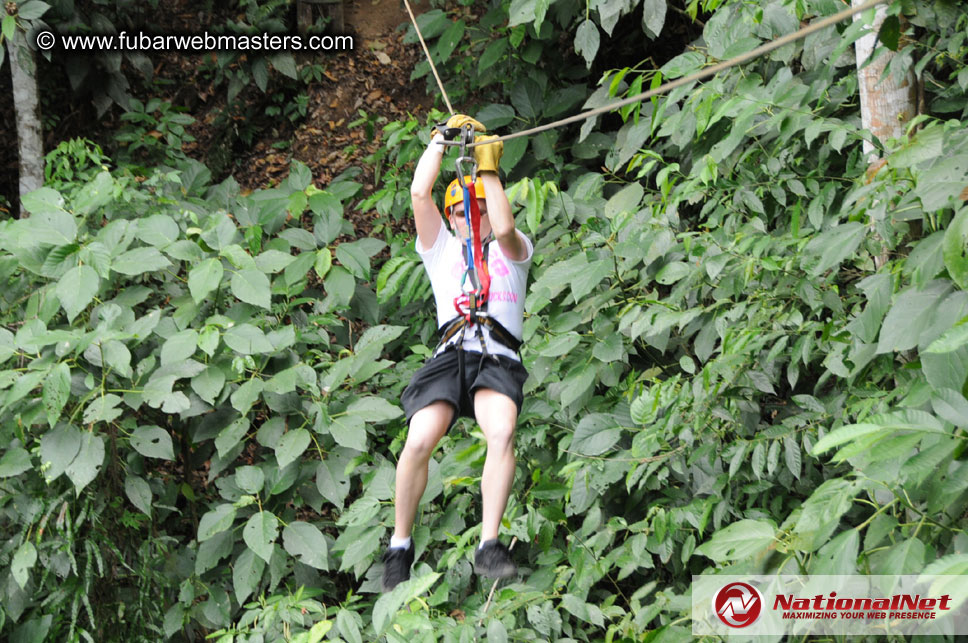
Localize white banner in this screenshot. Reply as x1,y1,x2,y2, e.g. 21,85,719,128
692,575,968,637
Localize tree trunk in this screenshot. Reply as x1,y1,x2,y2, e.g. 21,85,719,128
7,24,44,218
853,0,917,267
853,0,917,156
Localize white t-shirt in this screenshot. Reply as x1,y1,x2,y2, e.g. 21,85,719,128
417,224,533,361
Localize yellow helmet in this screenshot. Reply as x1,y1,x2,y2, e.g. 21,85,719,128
444,176,486,215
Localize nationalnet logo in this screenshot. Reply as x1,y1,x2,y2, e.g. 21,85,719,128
693,575,968,637
713,581,764,628
774,590,953,620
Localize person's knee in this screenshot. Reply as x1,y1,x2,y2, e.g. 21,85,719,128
402,403,452,459
484,422,515,451
403,430,441,459
474,390,518,450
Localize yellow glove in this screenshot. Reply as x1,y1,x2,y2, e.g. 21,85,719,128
474,135,503,173
431,114,486,139
446,114,485,132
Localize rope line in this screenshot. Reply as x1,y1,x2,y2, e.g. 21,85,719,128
402,0,455,116
433,0,884,148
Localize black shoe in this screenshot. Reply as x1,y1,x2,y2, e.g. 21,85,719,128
474,539,517,579
381,543,415,592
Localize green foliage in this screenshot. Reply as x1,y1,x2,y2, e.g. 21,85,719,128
114,98,197,166
3,0,968,641
0,0,53,69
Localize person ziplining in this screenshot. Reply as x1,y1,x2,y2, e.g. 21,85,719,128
382,114,531,591
381,0,887,593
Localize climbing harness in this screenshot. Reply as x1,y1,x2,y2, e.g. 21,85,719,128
432,122,521,361
403,0,885,149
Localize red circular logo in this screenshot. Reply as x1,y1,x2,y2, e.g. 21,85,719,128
713,581,763,628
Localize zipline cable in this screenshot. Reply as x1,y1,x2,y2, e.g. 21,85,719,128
423,0,884,147
402,0,455,116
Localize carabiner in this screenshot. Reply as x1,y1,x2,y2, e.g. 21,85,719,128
454,122,478,188
455,156,478,187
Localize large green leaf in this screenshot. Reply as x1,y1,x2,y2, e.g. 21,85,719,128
695,519,776,562
254,249,295,273
335,241,371,280
235,466,265,494
571,414,622,456
511,78,544,120
571,259,612,302
42,362,71,427
215,417,250,457
327,414,367,451
317,459,350,509
478,39,509,74
232,547,265,605
915,155,968,212
372,572,441,634
22,188,77,244
791,478,864,552
244,511,279,564
802,221,866,276
0,447,32,478
435,18,464,62
811,423,885,456
943,207,968,289
198,504,237,541
125,474,152,516
346,397,403,423
188,258,224,303
508,0,536,27
642,0,667,37
283,521,329,570
56,265,99,321
137,214,179,247
874,537,925,575
11,542,37,589
130,425,175,460
65,433,105,493
574,20,600,68
224,324,275,355
83,393,123,425
877,282,949,354
231,268,272,309
17,1,51,20
230,378,264,414
275,428,311,468
40,424,81,482
191,366,226,404
161,329,198,365
809,528,859,575
559,361,598,408
112,247,172,275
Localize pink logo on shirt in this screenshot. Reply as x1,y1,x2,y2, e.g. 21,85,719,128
490,257,509,277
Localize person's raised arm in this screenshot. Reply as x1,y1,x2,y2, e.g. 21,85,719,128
476,137,527,262
411,134,445,252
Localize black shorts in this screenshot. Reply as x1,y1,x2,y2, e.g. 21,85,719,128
400,348,528,430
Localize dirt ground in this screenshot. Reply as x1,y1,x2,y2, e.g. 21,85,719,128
224,0,436,194
0,0,436,214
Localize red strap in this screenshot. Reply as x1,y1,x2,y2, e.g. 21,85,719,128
466,182,490,303
452,182,490,322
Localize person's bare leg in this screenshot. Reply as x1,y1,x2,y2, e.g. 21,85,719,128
473,388,518,542
393,401,453,540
